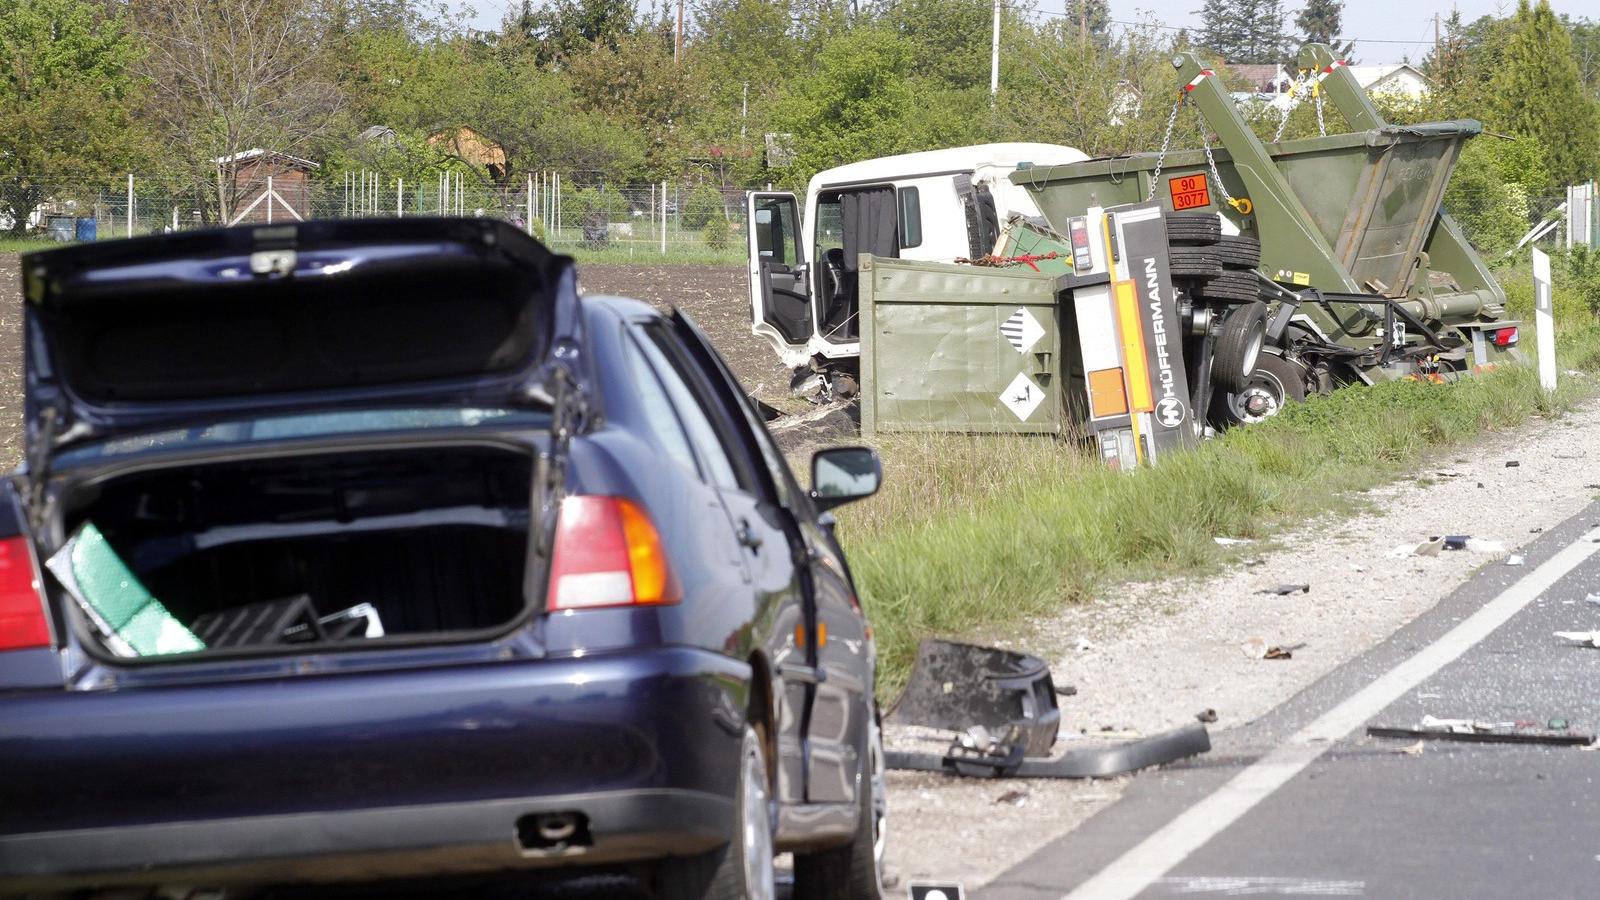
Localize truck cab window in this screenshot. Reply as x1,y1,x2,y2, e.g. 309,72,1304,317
898,187,922,249
753,197,796,266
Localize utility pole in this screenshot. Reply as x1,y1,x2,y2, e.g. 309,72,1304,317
990,0,1000,98
675,0,684,64
1433,13,1440,57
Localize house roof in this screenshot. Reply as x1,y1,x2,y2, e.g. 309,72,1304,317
1345,64,1429,90
213,148,320,170
359,125,397,141
1229,64,1291,94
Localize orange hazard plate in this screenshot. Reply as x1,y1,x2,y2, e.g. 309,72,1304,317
1168,174,1210,211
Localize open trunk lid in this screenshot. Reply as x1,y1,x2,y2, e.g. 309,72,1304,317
20,218,579,460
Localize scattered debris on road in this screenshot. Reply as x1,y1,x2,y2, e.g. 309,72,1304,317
1241,638,1304,659
1195,708,1218,723
1397,739,1426,756
1506,555,1525,566
1554,630,1600,647
1368,725,1595,747
1257,583,1310,595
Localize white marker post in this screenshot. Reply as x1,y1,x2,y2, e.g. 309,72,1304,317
1533,248,1556,392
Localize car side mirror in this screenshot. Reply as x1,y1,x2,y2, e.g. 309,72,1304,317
809,446,882,512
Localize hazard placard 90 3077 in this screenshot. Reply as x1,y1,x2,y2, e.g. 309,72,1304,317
1168,174,1210,211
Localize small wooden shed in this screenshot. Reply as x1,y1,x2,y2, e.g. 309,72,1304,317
217,149,321,225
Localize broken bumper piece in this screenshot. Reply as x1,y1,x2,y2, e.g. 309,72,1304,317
885,722,1212,779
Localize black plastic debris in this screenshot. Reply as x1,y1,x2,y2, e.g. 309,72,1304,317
1258,583,1310,596
1506,460,1520,467
885,724,1212,779
887,639,1061,757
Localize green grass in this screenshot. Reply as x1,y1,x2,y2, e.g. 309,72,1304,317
554,240,745,266
841,274,1600,698
0,237,64,253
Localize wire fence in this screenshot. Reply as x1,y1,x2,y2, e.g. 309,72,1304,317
5,176,1594,263
2,173,761,262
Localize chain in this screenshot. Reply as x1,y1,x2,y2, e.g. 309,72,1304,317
1199,132,1233,207
1272,71,1307,142
1314,85,1327,137
1146,94,1185,201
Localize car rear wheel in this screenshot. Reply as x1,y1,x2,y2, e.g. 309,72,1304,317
791,709,888,900
655,725,776,900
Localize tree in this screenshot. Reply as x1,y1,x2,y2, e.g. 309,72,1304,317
1196,0,1286,63
1064,0,1110,47
509,0,638,64
1294,0,1343,47
131,0,344,223
565,30,701,178
1488,0,1600,190
0,0,146,234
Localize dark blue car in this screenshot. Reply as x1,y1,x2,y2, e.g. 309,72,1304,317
0,219,887,900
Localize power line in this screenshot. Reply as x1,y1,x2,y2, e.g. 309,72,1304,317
1029,9,1445,46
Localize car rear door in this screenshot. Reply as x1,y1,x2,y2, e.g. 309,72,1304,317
667,311,870,807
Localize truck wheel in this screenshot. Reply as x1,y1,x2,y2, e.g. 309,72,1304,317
1166,246,1224,279
1212,235,1262,269
655,725,776,900
1212,302,1267,394
1212,352,1307,426
1191,270,1262,303
1164,211,1223,246
792,710,887,900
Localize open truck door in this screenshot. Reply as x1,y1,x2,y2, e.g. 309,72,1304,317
747,192,813,367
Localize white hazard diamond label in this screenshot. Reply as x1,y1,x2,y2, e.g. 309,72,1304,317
1000,307,1045,353
1000,372,1046,421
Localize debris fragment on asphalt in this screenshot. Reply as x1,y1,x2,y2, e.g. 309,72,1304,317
1549,718,1570,731
1214,536,1255,546
1054,684,1079,697
1505,460,1520,467
1241,638,1302,660
1463,538,1506,553
1554,630,1600,647
1257,583,1310,595
1368,725,1595,746
1195,708,1218,723
1263,645,1296,660
1585,593,1600,606
1506,555,1525,566
1397,739,1425,756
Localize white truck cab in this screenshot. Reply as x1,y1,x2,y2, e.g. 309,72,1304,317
745,143,1089,380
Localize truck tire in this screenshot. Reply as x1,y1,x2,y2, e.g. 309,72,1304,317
1212,352,1308,426
1164,211,1223,246
1166,246,1225,279
792,710,887,900
1212,302,1267,394
655,725,776,900
1212,235,1262,269
1191,269,1262,303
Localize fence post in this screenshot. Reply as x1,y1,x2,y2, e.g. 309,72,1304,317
661,180,668,255
397,177,404,218
266,175,274,224
1533,248,1556,392
126,173,134,238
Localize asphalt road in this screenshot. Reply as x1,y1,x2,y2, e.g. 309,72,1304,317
983,501,1600,899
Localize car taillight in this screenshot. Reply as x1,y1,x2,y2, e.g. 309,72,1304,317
0,536,49,651
548,496,682,611
1493,327,1519,347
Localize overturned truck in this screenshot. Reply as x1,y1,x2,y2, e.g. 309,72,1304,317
745,44,1521,467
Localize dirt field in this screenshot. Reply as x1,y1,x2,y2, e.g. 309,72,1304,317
0,254,25,470
579,264,794,405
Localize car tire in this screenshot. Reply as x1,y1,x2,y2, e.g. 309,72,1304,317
655,725,776,900
791,710,888,900
1164,211,1223,246
1212,352,1307,427
1212,302,1268,395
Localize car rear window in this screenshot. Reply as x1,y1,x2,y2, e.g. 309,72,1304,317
54,408,547,465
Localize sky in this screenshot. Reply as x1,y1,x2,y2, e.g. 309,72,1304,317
455,0,1593,65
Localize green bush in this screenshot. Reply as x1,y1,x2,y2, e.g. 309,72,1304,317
565,186,628,224
682,183,725,229
702,213,731,250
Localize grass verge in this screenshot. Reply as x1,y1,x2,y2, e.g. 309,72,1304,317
840,275,1600,698
0,237,64,253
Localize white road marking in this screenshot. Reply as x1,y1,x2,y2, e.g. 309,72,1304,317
1152,875,1364,895
1063,526,1600,900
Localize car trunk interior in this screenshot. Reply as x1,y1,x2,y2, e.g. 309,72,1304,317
52,444,534,658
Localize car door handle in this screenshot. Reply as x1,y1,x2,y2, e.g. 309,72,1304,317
778,662,826,685
737,520,764,551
